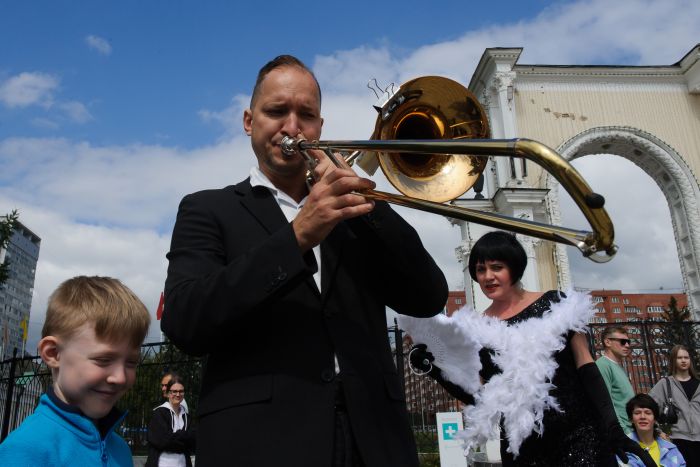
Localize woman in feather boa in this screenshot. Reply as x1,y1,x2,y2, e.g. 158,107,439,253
400,231,654,467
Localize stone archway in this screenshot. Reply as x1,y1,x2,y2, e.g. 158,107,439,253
546,126,700,317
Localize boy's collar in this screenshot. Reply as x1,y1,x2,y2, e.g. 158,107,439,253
47,385,126,438
47,385,82,415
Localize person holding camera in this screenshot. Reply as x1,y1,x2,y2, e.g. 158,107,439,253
649,345,700,465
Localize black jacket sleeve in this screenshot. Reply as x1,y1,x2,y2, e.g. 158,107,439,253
577,362,655,467
428,365,475,405
147,408,193,454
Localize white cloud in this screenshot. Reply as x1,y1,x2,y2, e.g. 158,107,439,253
1,197,169,352
31,117,59,130
85,35,112,56
0,72,58,108
59,101,93,123
560,155,683,291
1,135,256,352
198,94,249,139
0,72,93,125
312,0,700,94
0,136,253,230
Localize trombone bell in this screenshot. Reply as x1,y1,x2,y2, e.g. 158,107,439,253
371,76,489,203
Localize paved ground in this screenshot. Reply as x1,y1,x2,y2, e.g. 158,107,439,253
132,456,197,466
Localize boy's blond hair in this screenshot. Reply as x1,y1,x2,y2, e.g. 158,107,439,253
42,276,151,348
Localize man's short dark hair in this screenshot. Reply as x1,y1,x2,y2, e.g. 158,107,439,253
250,54,321,108
162,370,181,380
467,231,527,284
601,326,628,345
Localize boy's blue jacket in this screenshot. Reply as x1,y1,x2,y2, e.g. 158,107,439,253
0,387,132,466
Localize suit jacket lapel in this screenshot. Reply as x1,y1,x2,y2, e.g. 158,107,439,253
236,179,287,234
236,179,321,296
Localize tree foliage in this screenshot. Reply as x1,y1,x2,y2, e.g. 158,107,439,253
659,296,700,370
0,210,20,287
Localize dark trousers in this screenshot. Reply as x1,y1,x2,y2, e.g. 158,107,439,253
672,438,700,466
333,379,365,467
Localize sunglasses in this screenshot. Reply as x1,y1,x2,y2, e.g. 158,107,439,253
608,337,631,346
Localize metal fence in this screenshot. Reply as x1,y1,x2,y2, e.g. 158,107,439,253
1,320,698,461
588,319,700,393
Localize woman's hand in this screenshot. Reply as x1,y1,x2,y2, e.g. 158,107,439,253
409,343,435,373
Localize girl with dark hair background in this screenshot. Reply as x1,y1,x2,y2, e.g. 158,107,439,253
401,231,654,466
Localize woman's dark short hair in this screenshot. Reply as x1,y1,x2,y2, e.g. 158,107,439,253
467,231,527,284
626,393,659,420
626,393,660,437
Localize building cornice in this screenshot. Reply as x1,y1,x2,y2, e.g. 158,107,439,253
469,44,700,94
469,47,522,97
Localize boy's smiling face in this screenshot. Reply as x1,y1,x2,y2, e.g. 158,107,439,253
41,322,140,420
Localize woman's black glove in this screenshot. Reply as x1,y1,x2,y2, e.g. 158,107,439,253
409,343,434,373
408,343,474,405
577,362,655,467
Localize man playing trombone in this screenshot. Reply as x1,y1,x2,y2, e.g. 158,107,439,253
162,54,448,467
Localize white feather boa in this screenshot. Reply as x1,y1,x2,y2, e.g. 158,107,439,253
398,289,595,458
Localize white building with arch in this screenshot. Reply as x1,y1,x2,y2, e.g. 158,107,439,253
454,44,700,317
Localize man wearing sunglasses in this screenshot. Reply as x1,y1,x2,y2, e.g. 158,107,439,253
596,326,635,433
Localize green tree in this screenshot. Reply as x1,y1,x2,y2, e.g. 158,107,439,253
659,296,700,369
0,210,19,286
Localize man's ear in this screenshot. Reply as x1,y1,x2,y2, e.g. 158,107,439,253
243,109,253,136
38,336,61,369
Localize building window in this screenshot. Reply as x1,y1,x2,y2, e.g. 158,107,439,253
611,297,619,303
623,299,630,304
647,306,664,313
613,307,621,313
593,296,603,303
625,306,640,313
455,298,462,305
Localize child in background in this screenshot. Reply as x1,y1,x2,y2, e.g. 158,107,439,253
0,276,151,466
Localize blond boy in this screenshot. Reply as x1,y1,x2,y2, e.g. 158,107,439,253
0,276,150,466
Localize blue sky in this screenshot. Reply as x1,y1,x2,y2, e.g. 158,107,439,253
0,0,565,147
1,0,698,348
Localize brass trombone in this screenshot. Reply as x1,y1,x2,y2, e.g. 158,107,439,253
280,76,617,263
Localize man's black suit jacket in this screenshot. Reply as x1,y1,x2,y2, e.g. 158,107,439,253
162,178,448,467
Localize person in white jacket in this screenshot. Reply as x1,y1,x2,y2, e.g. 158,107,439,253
146,377,196,467
649,345,700,466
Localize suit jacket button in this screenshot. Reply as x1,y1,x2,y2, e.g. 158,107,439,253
321,369,335,382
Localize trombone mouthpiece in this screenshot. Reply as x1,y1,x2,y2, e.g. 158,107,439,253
280,136,298,156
